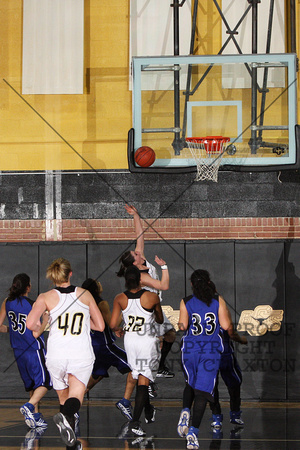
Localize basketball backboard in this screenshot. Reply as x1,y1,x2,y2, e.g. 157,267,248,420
128,53,299,174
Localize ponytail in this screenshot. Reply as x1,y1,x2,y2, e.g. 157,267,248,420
7,273,31,302
117,251,135,277
190,270,215,306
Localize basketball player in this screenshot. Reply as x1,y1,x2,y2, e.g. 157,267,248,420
207,281,247,431
117,204,176,399
177,269,235,450
26,258,104,450
209,328,247,432
0,273,51,429
81,278,135,416
110,265,163,437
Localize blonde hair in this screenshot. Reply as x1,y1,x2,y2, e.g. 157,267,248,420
46,258,72,285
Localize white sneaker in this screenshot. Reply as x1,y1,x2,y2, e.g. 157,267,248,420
186,431,199,449
177,408,190,437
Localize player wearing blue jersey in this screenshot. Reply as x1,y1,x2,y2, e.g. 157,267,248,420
210,327,247,431
177,269,233,450
0,273,51,429
205,281,247,431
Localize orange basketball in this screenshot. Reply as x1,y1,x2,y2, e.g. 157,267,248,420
134,146,156,167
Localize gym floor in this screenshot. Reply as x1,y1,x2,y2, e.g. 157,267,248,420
0,399,300,449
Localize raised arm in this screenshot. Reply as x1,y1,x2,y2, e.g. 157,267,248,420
139,255,169,292
154,255,169,290
125,204,145,257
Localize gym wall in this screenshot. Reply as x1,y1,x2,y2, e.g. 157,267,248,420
0,1,299,403
0,169,299,403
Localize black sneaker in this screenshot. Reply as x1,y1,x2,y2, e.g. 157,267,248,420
148,382,158,398
53,412,76,447
145,405,156,424
129,421,146,437
156,366,175,378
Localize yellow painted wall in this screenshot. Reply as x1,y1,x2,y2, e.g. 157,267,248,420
0,1,299,171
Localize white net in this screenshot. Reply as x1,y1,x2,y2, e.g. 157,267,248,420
185,137,230,182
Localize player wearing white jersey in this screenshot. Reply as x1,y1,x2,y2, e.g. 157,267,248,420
27,258,104,450
46,286,94,361
117,204,176,384
111,265,163,437
122,288,160,383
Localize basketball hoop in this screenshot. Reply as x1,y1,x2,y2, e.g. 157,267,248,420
186,136,235,182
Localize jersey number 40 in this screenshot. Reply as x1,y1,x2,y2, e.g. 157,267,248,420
58,312,84,336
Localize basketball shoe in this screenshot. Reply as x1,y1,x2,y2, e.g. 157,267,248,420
115,399,133,420
177,407,190,437
129,421,146,437
20,403,47,429
230,411,244,427
148,381,158,398
53,412,76,446
145,404,156,423
186,426,199,449
156,366,175,378
211,413,223,429
74,412,80,436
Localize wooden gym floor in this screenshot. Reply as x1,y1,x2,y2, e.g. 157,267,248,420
0,399,300,449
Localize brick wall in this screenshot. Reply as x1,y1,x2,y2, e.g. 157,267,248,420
0,216,299,242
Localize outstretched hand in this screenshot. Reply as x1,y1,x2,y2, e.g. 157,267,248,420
125,204,138,216
155,255,166,266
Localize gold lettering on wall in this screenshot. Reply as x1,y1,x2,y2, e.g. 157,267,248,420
238,305,284,337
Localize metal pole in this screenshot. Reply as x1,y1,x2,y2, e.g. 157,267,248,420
250,0,260,154
289,0,297,59
182,0,199,140
258,0,274,142
172,0,182,155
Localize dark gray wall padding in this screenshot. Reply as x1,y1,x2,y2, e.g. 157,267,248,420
0,240,299,401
